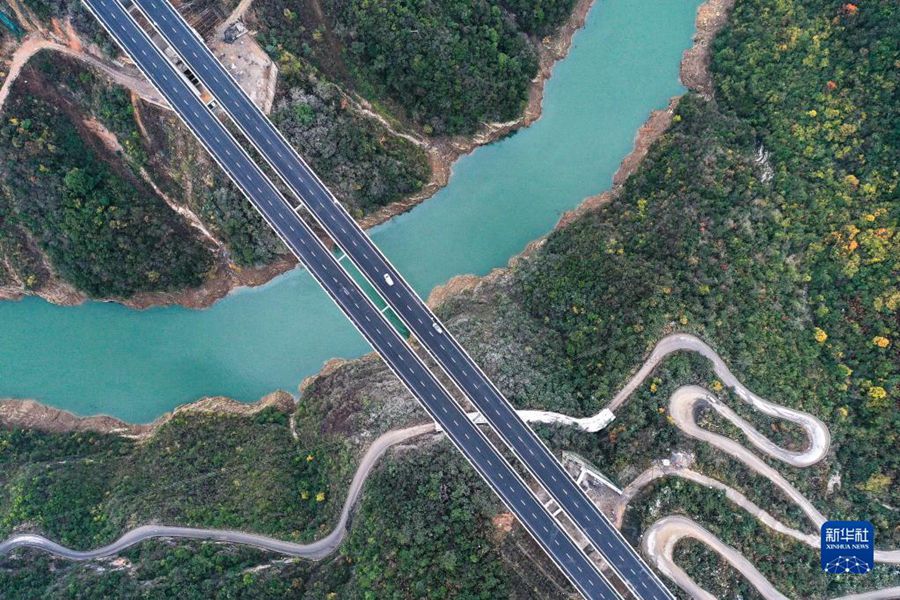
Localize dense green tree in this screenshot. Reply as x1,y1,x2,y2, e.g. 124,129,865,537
0,59,214,298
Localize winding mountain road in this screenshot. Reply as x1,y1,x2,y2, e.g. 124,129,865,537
605,334,830,468
0,423,436,561
480,333,830,470
3,333,895,600
617,465,900,565
643,516,900,600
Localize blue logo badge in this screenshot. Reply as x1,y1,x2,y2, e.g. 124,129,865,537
821,521,874,574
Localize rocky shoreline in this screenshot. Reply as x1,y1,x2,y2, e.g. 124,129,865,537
0,0,736,433
0,390,295,438
356,0,597,232
429,0,735,303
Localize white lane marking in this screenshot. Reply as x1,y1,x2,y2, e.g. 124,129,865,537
107,16,627,586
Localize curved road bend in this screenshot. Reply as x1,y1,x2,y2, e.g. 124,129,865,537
6,333,898,596
484,333,830,471
643,516,900,600
0,424,436,562
127,3,673,598
79,2,616,597
669,385,828,527
606,334,829,467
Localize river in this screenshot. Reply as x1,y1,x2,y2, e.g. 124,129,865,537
0,0,703,422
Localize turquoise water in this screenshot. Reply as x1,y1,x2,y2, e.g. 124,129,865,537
0,0,702,423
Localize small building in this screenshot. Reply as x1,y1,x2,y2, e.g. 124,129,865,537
223,21,248,44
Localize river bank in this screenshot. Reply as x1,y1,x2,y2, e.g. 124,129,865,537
0,0,705,422
123,0,600,309
426,0,735,309
0,390,295,438
1,0,727,432
0,0,598,310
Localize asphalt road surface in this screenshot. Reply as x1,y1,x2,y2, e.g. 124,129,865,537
0,424,437,562
81,1,618,597
127,1,674,598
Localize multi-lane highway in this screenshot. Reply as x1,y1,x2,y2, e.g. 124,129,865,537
81,0,618,597
126,2,674,598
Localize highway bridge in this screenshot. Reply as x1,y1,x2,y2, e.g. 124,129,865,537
124,2,675,599
80,0,619,597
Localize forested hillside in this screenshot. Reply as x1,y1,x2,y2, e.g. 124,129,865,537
1,0,896,597
0,54,214,297
0,389,565,598
271,62,431,215
512,0,897,594
253,0,575,134
1,0,584,301
517,0,897,516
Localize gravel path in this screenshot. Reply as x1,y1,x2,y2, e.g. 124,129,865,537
0,34,166,114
